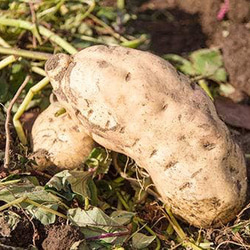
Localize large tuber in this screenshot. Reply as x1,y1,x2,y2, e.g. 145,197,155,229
44,45,247,228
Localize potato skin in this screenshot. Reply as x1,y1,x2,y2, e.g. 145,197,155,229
45,45,247,227
31,102,95,172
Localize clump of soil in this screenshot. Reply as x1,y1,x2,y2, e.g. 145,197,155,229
42,224,83,250
0,209,45,248
0,209,83,250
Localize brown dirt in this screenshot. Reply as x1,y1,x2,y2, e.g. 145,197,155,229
220,24,250,96
0,209,45,248
0,209,83,250
215,97,250,130
42,225,83,250
132,0,250,95
132,9,207,55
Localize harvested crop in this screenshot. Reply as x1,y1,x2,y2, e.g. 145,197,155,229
31,101,95,172
44,45,247,228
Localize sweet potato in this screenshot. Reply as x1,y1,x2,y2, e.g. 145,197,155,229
31,101,95,172
44,45,247,228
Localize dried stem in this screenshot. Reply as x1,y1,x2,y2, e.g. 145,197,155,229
0,18,77,54
0,55,18,70
29,1,38,48
0,46,51,60
86,230,130,241
89,14,128,42
4,75,31,169
0,36,11,47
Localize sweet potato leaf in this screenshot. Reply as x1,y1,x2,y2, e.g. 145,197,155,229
190,48,227,82
45,170,98,205
85,147,112,176
68,207,129,245
26,204,58,225
132,233,156,249
110,210,135,225
164,49,227,83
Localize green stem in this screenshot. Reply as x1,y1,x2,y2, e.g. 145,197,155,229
89,14,128,42
116,191,130,211
79,34,147,49
117,0,125,9
198,79,213,101
25,198,67,219
136,217,161,250
37,0,66,18
0,55,18,70
84,197,90,210
164,207,202,250
31,66,47,76
81,0,96,21
165,207,186,239
48,193,69,210
0,196,27,212
0,195,66,219
0,179,21,186
121,35,147,48
79,35,116,45
0,46,51,60
13,76,50,145
0,18,77,54
144,225,161,250
0,36,11,47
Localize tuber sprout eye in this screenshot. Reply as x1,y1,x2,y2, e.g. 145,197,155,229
45,53,71,90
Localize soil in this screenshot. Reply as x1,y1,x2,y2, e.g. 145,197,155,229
0,209,45,249
220,24,250,96
42,225,83,250
0,208,83,250
131,0,250,95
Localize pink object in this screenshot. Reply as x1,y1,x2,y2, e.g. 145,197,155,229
217,0,230,21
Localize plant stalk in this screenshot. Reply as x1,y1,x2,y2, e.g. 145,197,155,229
0,46,51,60
0,55,18,70
0,18,77,54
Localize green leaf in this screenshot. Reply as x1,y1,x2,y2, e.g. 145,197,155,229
26,204,58,225
0,177,59,206
45,170,76,201
219,83,235,96
88,179,99,206
212,67,227,82
132,233,156,249
45,170,98,203
163,54,196,76
164,49,227,83
97,7,117,21
66,170,93,198
68,207,128,245
85,147,112,176
68,207,120,230
110,210,135,225
190,48,227,82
